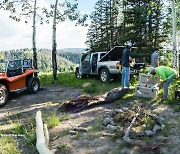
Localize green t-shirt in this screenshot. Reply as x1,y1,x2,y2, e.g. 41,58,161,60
155,66,177,81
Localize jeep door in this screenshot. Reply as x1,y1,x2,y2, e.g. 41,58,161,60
80,53,91,74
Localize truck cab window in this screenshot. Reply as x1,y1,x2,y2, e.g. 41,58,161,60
83,54,91,62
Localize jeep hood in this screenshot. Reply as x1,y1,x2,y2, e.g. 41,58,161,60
99,46,124,62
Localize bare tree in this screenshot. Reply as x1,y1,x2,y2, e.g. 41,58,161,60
43,0,88,81
1,0,44,69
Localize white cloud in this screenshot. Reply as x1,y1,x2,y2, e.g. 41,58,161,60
36,20,89,49
0,12,89,51
0,0,97,51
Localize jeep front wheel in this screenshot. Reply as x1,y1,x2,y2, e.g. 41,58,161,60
100,69,110,82
27,77,40,93
0,84,8,107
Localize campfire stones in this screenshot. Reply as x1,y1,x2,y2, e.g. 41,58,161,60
103,107,164,138
69,127,88,136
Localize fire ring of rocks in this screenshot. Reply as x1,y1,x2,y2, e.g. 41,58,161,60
103,107,167,150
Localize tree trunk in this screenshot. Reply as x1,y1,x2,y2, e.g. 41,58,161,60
52,0,58,81
32,0,38,69
171,0,179,75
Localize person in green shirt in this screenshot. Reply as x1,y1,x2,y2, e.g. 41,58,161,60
146,66,177,100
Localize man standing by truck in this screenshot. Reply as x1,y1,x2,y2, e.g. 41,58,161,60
151,48,159,67
121,42,133,89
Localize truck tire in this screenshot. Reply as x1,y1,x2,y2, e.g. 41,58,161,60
27,76,40,94
100,69,110,82
0,84,8,107
75,68,83,79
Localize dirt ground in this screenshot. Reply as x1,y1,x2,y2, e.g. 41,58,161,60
0,85,180,154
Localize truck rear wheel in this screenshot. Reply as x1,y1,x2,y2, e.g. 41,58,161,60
100,69,110,82
0,84,8,107
27,76,40,93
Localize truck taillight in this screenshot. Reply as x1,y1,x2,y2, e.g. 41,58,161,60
116,62,121,70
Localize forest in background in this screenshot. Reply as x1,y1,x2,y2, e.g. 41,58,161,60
0,0,179,79
86,0,180,64
0,48,86,72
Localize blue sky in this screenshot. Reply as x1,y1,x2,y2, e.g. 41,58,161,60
0,0,97,51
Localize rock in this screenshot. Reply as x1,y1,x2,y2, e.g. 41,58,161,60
153,124,162,132
69,130,77,135
109,120,116,126
107,124,118,132
122,107,129,112
103,117,113,126
145,130,155,136
73,127,88,132
136,131,145,137
120,148,132,154
156,117,164,126
104,112,113,118
82,83,92,88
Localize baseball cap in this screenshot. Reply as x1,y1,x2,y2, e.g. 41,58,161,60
127,42,132,47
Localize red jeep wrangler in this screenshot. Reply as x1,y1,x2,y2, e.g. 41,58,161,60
0,59,40,107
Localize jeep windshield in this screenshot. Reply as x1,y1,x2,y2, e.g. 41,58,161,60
0,60,8,72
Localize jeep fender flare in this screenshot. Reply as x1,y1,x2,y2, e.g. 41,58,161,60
26,73,38,86
0,80,9,92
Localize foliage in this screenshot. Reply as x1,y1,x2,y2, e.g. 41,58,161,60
57,143,71,154
0,137,20,154
89,118,105,132
159,50,173,67
0,48,76,72
87,0,172,64
177,0,180,31
161,120,170,137
86,0,120,52
46,112,60,129
56,72,121,94
142,114,156,130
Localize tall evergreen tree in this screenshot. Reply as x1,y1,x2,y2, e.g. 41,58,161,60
118,0,171,60
86,0,119,52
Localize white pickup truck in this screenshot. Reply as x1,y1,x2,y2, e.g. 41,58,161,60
75,46,145,82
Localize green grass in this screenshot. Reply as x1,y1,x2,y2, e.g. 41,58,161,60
39,72,121,94
89,118,105,132
57,143,71,154
0,137,20,154
142,114,156,130
46,112,60,129
162,120,170,137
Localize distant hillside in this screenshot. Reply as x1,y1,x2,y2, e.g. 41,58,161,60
61,48,87,53
0,48,79,72
57,48,86,64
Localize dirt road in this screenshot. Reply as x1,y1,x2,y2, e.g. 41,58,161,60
0,85,180,154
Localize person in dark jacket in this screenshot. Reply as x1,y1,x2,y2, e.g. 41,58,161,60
121,42,132,89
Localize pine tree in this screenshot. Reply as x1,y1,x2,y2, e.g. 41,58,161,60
119,0,171,60
86,0,120,52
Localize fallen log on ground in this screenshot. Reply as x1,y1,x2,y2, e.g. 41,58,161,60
58,87,128,112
